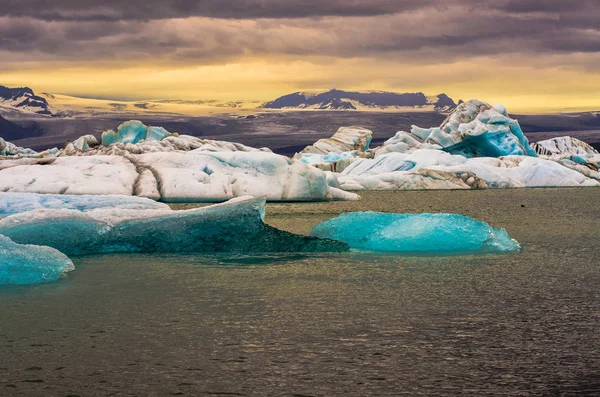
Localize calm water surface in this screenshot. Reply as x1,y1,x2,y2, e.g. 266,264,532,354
1,189,600,396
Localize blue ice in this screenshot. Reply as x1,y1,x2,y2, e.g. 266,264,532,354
101,121,171,146
311,212,520,255
0,235,74,285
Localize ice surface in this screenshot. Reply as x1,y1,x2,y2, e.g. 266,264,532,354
298,126,372,155
0,156,139,195
412,100,538,158
0,197,349,254
0,192,169,217
311,212,520,254
0,234,74,285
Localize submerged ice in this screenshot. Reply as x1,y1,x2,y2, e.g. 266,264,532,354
0,234,74,285
311,212,520,254
0,197,348,255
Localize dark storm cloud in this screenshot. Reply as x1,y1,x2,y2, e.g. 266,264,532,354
0,0,599,67
0,0,435,21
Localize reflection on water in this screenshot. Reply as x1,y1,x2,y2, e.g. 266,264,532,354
1,189,600,396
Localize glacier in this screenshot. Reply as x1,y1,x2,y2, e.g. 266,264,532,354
0,192,169,217
0,197,349,255
311,212,520,255
0,234,74,285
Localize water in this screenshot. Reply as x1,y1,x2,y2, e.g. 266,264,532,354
1,189,600,396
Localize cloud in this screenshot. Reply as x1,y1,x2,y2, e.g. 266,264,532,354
0,0,436,21
0,0,599,111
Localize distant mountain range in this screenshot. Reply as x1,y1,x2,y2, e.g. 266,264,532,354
0,85,52,116
0,85,460,119
263,89,458,112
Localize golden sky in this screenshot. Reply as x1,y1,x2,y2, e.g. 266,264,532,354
1,1,599,113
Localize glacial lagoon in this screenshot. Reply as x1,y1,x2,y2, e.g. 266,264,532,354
1,188,599,396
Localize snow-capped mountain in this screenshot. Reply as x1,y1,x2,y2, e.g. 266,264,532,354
0,85,52,116
263,89,457,112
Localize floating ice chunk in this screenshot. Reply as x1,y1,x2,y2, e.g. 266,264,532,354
0,234,74,285
311,212,520,255
412,100,537,158
0,197,349,254
0,192,169,217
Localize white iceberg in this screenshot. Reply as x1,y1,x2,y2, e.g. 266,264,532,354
311,212,520,255
0,192,169,217
338,149,598,190
0,197,349,254
132,151,345,202
0,234,74,285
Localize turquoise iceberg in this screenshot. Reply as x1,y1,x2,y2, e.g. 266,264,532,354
0,235,74,285
311,212,520,255
101,120,170,146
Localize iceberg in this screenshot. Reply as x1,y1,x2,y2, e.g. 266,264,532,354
132,151,339,202
311,212,520,255
0,192,169,217
0,197,349,255
413,100,538,158
0,150,353,201
338,149,598,190
0,234,74,285
101,120,170,146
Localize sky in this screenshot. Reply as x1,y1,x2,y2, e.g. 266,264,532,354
1,0,599,112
